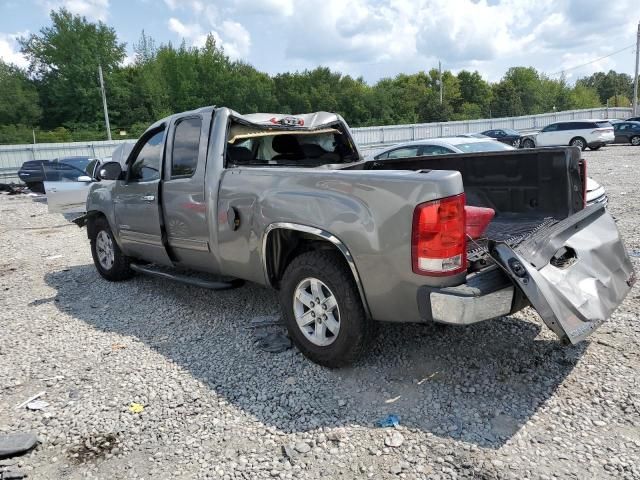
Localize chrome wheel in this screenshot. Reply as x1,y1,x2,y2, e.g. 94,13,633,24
631,136,640,146
96,230,115,270
293,277,340,347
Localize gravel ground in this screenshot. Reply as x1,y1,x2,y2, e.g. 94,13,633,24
1,145,639,480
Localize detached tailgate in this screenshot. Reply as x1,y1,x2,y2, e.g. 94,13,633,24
489,204,635,343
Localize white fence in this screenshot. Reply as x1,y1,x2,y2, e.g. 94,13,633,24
0,107,632,182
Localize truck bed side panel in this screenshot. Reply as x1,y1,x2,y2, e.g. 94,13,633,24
216,168,463,323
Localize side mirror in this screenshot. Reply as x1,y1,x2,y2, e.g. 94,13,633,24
77,175,93,182
98,161,123,181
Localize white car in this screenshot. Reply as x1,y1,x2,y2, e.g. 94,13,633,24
372,137,607,207
533,120,614,151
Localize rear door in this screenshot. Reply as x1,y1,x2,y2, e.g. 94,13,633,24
537,123,559,146
112,127,173,266
161,113,212,267
613,123,626,143
490,204,634,344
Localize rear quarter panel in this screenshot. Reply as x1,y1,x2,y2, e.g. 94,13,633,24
216,167,464,323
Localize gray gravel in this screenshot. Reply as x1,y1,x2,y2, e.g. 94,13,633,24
1,144,639,479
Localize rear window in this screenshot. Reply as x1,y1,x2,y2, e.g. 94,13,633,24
171,116,202,177
454,141,514,153
595,121,612,128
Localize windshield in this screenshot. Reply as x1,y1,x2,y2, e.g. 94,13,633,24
455,141,515,153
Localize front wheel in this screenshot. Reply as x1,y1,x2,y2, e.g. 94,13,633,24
631,136,640,146
279,251,371,368
522,138,535,149
90,217,134,281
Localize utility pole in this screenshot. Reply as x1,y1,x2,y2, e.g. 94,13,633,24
98,65,112,141
633,21,640,116
438,61,443,104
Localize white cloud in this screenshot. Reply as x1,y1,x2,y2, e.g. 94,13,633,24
231,0,294,17
0,32,29,69
167,17,251,60
39,0,110,22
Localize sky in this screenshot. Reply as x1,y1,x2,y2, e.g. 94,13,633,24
0,0,638,84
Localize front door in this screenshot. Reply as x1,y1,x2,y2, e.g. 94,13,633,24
113,128,173,266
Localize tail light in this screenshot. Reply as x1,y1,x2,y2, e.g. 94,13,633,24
579,159,587,208
412,194,466,276
465,206,495,239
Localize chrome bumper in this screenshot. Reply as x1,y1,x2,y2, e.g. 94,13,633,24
417,268,516,325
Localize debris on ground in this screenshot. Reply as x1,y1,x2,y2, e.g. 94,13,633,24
14,392,45,411
128,403,144,414
376,414,400,428
0,464,28,479
249,315,291,353
25,400,49,411
0,433,38,458
0,184,28,196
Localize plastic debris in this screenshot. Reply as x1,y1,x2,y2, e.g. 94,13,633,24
128,403,144,414
254,331,292,353
26,400,49,411
376,414,400,428
0,433,38,458
14,391,45,410
629,250,640,258
111,343,127,351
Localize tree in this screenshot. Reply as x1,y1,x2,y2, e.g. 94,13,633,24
457,70,491,116
568,85,601,109
606,95,631,108
0,61,41,126
19,8,126,128
576,71,633,105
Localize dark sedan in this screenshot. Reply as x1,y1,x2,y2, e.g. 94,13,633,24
612,121,640,146
480,128,522,147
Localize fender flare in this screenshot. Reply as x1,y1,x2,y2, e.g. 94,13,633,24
262,222,371,318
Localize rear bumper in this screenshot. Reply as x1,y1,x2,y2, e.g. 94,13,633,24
417,268,518,325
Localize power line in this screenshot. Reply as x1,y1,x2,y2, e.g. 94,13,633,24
548,44,635,77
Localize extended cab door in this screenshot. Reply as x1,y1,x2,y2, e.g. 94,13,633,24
112,127,173,266
44,160,99,214
161,113,213,268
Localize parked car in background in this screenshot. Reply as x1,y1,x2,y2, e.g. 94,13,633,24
480,128,523,147
625,116,640,122
533,120,614,150
372,137,514,160
18,156,99,193
607,119,624,124
372,137,608,208
456,133,490,139
612,121,640,145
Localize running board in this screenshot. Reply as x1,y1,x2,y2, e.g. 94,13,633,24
130,263,244,290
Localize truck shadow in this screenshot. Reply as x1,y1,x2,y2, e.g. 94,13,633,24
43,264,586,449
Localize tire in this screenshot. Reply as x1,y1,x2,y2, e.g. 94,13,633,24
279,250,371,368
631,136,640,146
569,137,587,151
89,216,134,281
589,145,601,151
522,138,535,149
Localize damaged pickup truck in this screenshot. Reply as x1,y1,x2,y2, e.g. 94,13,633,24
52,107,635,367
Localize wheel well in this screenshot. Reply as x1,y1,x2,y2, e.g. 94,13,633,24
86,211,107,240
264,229,344,289
570,136,586,144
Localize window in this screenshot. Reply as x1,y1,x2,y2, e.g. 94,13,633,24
455,141,514,153
171,117,201,177
421,145,454,155
43,163,86,182
129,130,165,182
493,130,506,137
542,124,559,132
387,146,420,159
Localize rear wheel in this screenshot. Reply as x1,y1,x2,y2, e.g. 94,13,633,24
90,217,134,281
522,138,535,148
279,250,371,368
570,137,587,151
589,145,601,151
631,136,640,146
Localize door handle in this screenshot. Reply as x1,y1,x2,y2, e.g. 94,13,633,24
142,195,155,202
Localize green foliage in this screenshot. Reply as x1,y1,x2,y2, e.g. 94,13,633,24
606,95,631,108
0,61,41,126
0,8,628,145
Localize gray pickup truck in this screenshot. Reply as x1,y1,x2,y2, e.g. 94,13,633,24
54,106,634,367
